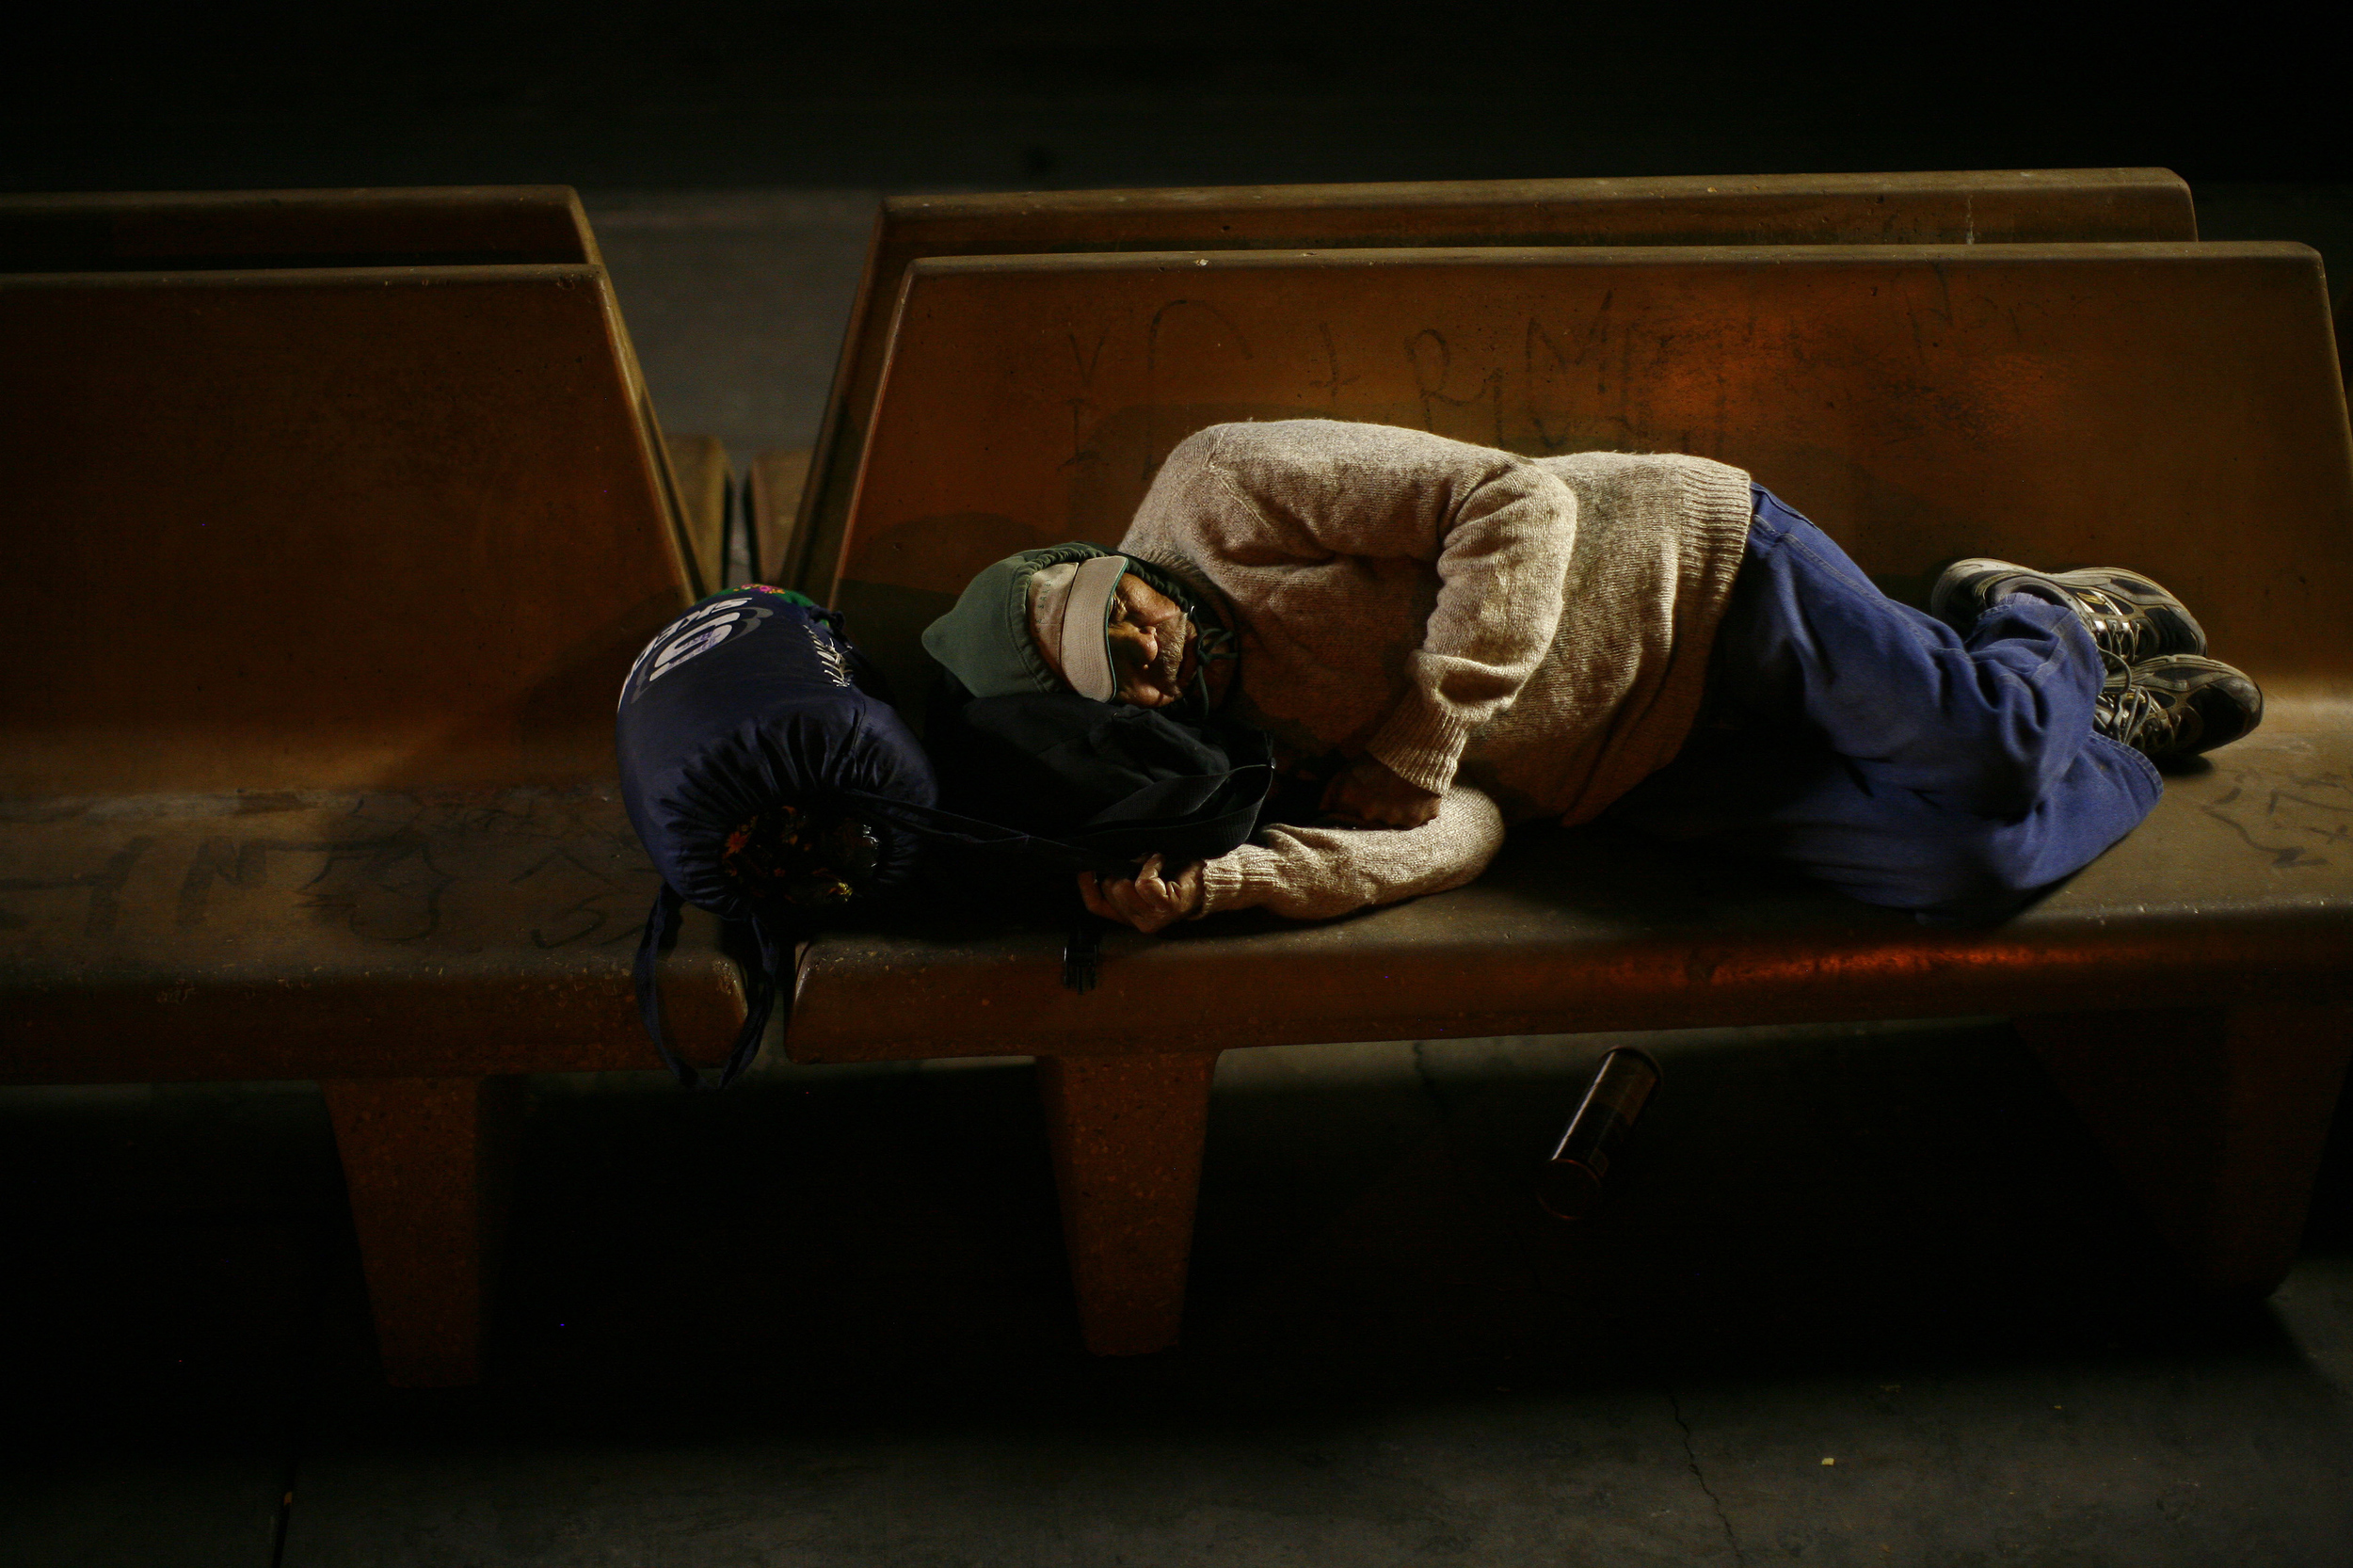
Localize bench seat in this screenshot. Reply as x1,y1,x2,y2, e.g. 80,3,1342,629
792,725,2353,1060
0,787,742,1084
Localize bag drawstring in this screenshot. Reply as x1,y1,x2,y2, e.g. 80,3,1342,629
634,882,787,1091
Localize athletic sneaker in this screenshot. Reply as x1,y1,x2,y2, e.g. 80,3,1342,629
1930,559,2207,664
2094,656,2264,761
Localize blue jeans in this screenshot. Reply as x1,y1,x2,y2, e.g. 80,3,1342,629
1614,487,2163,917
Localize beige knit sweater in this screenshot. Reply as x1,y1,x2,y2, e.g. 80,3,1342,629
1115,420,1753,920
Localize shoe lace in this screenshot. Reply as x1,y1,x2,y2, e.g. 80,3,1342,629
2096,673,2176,755
2068,585,2151,663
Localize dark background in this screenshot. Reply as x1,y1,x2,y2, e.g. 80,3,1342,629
3,1,2340,193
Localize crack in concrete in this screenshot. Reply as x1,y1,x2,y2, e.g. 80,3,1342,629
1408,1038,1451,1114
1667,1385,1747,1567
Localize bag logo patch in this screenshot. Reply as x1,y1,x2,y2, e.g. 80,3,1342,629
621,597,775,707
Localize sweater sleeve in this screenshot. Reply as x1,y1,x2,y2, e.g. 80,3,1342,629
1193,785,1506,921
1202,421,1576,792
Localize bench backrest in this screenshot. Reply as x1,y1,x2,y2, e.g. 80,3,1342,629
0,186,722,595
836,243,2352,726
791,169,2198,599
0,186,599,271
0,264,696,796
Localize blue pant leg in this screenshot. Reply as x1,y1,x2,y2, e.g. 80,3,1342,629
1724,488,2113,814
1729,730,2165,913
1621,488,2163,913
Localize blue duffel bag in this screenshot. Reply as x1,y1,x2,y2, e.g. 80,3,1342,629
616,585,936,1087
617,584,1278,1087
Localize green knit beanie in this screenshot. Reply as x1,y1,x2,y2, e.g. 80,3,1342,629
921,542,1122,699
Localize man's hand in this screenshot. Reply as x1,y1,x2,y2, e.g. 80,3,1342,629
1321,755,1443,827
1078,853,1206,934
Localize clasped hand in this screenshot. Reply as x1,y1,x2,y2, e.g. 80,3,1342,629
1079,852,1203,934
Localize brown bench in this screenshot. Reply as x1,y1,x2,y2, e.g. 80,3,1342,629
0,186,733,597
0,220,747,1384
794,237,2353,1354
767,168,2197,598
0,184,598,270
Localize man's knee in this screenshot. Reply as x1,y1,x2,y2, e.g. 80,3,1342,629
1827,816,2060,915
1931,822,2053,904
1885,680,2090,820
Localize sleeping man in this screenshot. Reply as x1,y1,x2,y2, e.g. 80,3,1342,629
919,420,2263,932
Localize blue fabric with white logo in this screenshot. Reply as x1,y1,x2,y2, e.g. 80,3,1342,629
616,586,936,1087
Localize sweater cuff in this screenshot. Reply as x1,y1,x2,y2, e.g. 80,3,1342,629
1194,851,1259,918
1367,694,1481,795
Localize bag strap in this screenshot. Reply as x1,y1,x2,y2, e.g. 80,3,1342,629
634,882,786,1091
840,781,1272,875
839,792,1104,872
1064,910,1105,994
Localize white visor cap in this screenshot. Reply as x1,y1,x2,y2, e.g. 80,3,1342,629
1027,553,1129,702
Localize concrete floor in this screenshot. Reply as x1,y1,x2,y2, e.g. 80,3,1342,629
6,182,2353,1564
5,1024,2350,1565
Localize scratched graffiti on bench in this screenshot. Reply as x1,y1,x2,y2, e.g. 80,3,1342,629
1040,288,2064,490
0,788,659,956
2199,767,2353,870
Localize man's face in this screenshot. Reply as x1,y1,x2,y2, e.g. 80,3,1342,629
1104,574,1198,707
1033,571,1197,707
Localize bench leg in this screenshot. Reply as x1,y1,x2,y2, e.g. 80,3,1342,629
2017,1004,2352,1296
1036,1051,1220,1355
321,1075,523,1387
